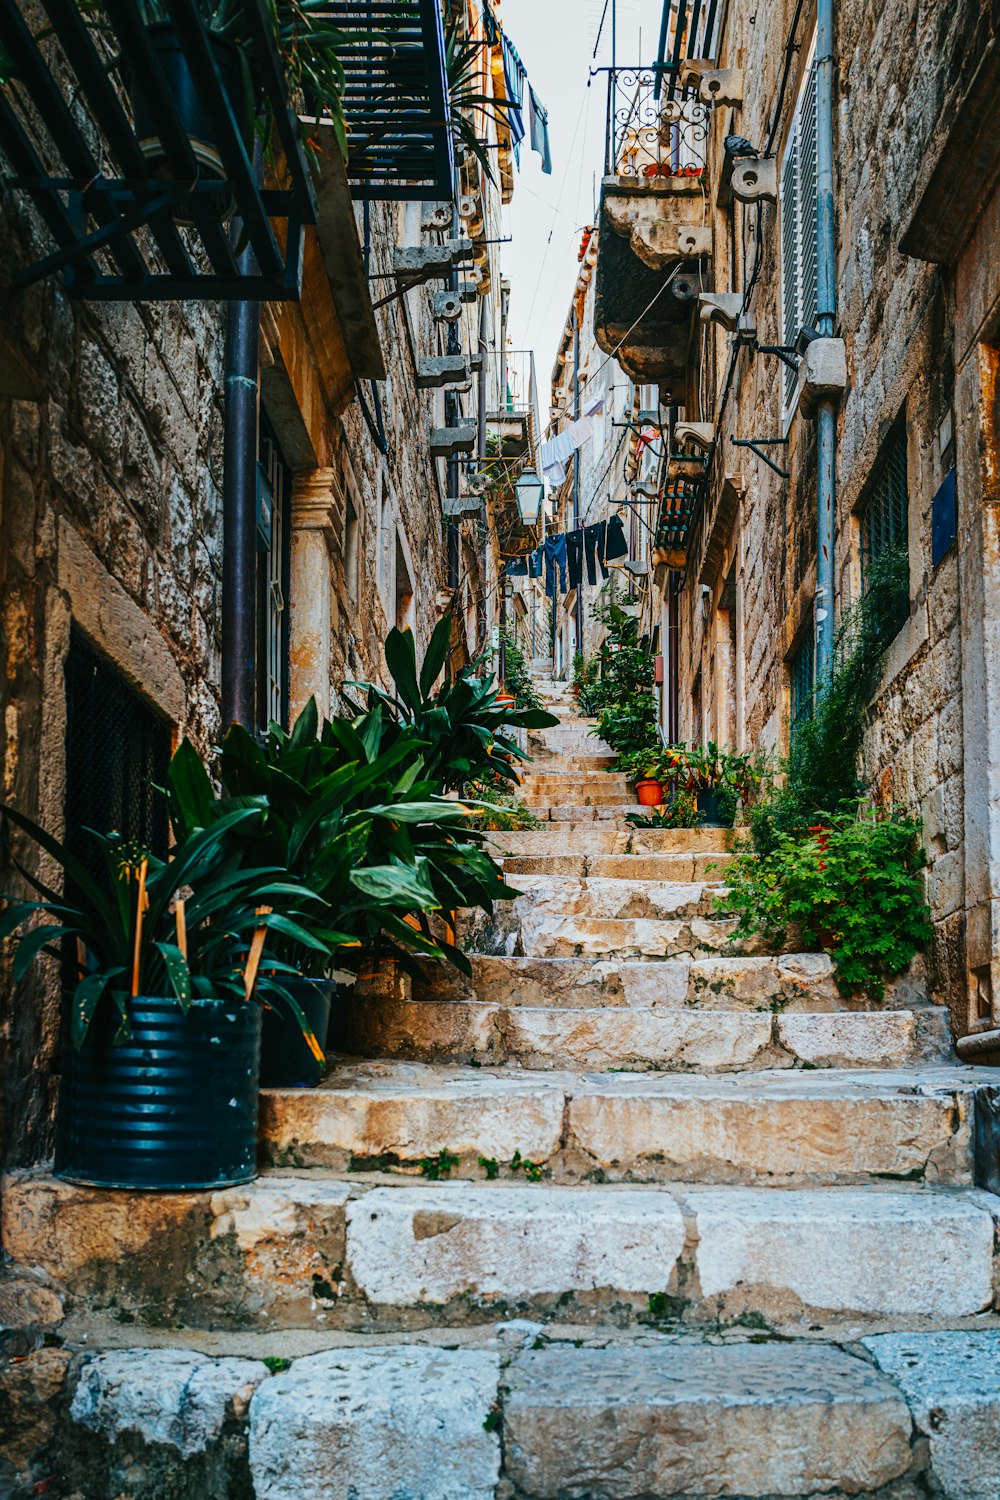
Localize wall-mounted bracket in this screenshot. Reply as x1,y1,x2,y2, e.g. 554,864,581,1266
730,158,778,203
673,421,716,452
678,61,744,107
430,422,477,458
797,337,848,417
730,435,789,479
421,202,453,232
392,238,473,278
668,455,709,482
754,343,801,373
698,293,757,344
432,290,463,322
416,355,473,391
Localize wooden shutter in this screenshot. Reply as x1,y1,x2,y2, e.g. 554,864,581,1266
780,44,819,414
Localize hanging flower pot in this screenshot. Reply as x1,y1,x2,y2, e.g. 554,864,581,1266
55,996,262,1192
635,778,665,807
129,23,253,222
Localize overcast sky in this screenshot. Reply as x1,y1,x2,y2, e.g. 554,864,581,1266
496,0,663,387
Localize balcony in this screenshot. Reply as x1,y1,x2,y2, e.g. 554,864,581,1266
0,0,317,300
482,350,541,558
593,65,711,399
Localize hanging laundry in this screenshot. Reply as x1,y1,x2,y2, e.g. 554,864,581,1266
539,426,575,486
527,86,552,174
544,533,568,598
504,556,528,577
528,545,544,579
566,531,583,590
605,513,629,561
501,34,526,163
584,520,608,584
568,415,593,448
582,393,605,418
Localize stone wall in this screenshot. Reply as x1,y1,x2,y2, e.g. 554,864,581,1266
665,0,998,1029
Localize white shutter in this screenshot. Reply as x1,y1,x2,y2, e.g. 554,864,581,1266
780,38,819,417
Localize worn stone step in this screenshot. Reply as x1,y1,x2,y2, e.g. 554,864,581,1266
6,1172,995,1330
259,1060,979,1185
525,752,619,772
501,852,737,880
467,909,749,960
491,827,735,857
500,873,731,920
524,803,648,821
522,792,633,809
334,993,950,1071
411,951,927,1012
30,1330,1000,1498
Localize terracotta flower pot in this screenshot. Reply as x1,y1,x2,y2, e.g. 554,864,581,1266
494,692,516,710
635,778,664,806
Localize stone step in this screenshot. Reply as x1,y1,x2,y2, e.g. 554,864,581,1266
502,851,737,879
10,1173,994,1329
525,752,619,772
28,1329,1000,1498
466,909,749,959
492,827,735,856
259,1060,977,1185
411,952,927,1012
522,798,638,813
334,993,950,1071
500,873,731,920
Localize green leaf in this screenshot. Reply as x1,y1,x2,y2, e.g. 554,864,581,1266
153,941,192,1010
419,612,453,697
12,922,71,981
71,968,126,1049
384,628,422,714
167,739,215,835
288,696,319,751
349,862,441,908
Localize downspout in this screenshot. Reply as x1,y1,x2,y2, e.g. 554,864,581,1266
814,0,837,680
572,309,583,658
221,221,261,730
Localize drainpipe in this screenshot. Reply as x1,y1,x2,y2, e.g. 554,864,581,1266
572,309,583,659
221,240,261,731
814,0,837,680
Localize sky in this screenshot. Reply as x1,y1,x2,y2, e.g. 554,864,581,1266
496,0,664,388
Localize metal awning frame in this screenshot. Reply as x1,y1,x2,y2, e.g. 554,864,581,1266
0,0,318,300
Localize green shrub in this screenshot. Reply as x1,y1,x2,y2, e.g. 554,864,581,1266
723,806,932,997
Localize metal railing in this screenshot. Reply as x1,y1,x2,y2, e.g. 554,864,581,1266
603,65,710,179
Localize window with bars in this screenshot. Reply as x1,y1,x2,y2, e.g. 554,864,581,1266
257,415,292,733
780,37,819,416
789,613,816,742
859,417,911,634
64,628,171,885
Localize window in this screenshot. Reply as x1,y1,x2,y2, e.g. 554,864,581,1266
789,612,815,742
780,37,819,415
342,457,360,605
257,415,291,732
64,627,171,884
859,416,910,633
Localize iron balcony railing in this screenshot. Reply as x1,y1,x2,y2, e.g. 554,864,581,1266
485,347,540,466
654,0,722,101
603,64,710,180
321,0,454,201
0,0,317,300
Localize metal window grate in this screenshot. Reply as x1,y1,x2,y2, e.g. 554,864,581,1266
780,42,819,411
64,627,171,884
860,416,910,629
789,614,815,741
257,414,291,733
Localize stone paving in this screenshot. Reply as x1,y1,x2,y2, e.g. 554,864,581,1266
4,674,1000,1497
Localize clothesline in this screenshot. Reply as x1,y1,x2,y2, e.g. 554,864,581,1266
505,515,630,598
482,0,552,176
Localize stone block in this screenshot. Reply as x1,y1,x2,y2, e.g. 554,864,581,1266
502,1006,772,1070
503,1342,913,1497
863,1331,1000,1500
345,1185,685,1305
776,1010,918,1066
692,1187,996,1317
70,1348,268,1457
249,1347,501,1500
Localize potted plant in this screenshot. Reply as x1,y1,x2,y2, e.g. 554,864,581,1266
1,784,327,1191
619,748,666,806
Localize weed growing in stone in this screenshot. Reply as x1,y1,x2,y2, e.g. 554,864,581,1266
263,1357,292,1374
478,1155,500,1180
510,1150,544,1182
420,1148,460,1179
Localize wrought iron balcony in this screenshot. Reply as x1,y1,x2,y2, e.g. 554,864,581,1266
323,0,454,202
0,0,318,300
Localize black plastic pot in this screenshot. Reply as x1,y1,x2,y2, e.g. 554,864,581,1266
55,996,261,1191
130,23,250,218
697,788,734,827
260,978,337,1089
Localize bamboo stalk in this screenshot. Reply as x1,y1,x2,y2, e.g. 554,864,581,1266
130,858,148,998
243,906,272,1001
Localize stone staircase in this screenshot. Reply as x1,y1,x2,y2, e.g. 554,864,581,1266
4,675,1000,1498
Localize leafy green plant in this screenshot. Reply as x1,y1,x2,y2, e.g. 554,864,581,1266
572,651,601,714
0,794,326,1049
487,630,543,712
464,785,541,832
626,789,701,828
585,602,660,758
478,1154,500,1180
722,806,932,997
420,1148,460,1180
444,14,519,185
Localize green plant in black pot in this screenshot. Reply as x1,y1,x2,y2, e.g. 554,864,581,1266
1,786,329,1190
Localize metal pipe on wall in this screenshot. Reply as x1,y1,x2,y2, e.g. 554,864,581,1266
572,310,583,660
814,0,837,679
221,234,261,731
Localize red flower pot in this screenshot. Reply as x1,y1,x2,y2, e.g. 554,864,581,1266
635,778,665,806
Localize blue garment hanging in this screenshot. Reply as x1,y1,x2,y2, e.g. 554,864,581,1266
544,534,568,598
528,86,552,175
501,34,526,162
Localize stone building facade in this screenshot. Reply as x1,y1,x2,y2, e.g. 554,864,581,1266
597,0,1000,1036
0,1,517,1170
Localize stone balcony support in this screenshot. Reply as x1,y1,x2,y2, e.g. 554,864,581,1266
289,469,341,723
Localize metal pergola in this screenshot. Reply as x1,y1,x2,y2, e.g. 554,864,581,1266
324,0,454,201
0,0,317,300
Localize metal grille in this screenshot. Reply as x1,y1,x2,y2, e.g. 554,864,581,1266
860,416,910,626
789,614,815,741
321,0,454,201
64,627,171,883
654,0,723,101
780,46,818,409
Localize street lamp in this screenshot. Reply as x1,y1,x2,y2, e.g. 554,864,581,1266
515,468,544,525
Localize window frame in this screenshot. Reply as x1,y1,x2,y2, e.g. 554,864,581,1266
788,609,816,745
857,413,911,637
